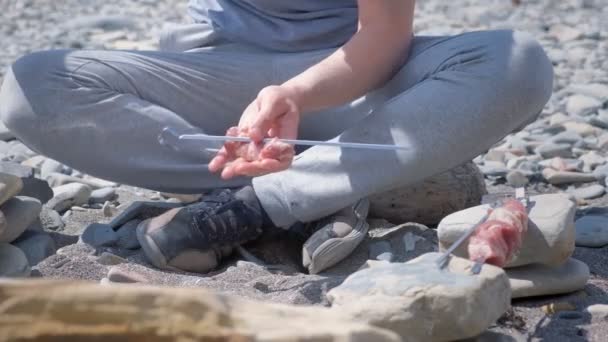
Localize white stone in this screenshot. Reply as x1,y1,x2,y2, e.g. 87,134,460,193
438,194,576,268
48,183,92,212
549,24,583,43
586,304,608,319
579,151,606,172
569,184,605,200
327,253,510,342
0,196,42,243
568,83,608,101
575,215,608,247
506,170,529,187
0,243,30,277
566,94,603,117
561,121,602,137
542,168,596,185
506,258,589,299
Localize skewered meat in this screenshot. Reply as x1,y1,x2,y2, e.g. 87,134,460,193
468,199,528,267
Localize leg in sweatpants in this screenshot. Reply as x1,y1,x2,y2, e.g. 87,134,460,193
0,46,274,193
254,30,554,227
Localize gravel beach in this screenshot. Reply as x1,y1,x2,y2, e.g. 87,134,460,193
1,0,608,341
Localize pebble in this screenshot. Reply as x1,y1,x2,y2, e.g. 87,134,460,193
0,196,42,243
46,173,115,189
102,201,117,217
107,266,149,283
0,243,30,277
575,215,608,247
506,170,529,187
19,178,53,204
47,183,92,212
560,121,601,137
542,168,597,185
89,187,116,204
80,223,119,247
479,161,509,178
568,83,608,100
0,161,34,178
40,159,65,180
579,151,606,172
585,304,608,319
160,193,202,204
96,252,127,266
115,219,141,250
569,184,605,200
20,155,47,170
12,230,56,266
65,15,136,31
506,258,589,299
566,94,603,116
535,143,572,159
551,131,584,145
0,172,23,206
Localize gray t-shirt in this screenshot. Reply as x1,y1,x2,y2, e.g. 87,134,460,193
187,0,358,52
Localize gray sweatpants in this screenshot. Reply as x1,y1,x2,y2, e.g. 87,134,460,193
0,29,553,228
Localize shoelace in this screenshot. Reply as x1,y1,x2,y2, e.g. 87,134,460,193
188,190,260,246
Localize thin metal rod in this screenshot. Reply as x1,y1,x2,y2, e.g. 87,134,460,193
178,133,410,151
436,211,490,269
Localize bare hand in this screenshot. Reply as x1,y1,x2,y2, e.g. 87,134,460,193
208,85,300,179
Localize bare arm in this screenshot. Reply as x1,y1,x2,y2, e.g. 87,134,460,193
282,0,416,113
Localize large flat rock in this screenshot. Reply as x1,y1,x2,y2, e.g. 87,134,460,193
327,253,511,342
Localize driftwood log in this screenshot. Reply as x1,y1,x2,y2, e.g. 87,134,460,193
369,161,487,226
0,280,398,341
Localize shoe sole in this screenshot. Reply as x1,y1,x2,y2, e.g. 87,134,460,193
308,217,369,274
136,219,183,273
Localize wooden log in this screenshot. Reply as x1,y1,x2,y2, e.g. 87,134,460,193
369,161,487,226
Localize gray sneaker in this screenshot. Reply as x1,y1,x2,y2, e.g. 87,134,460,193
136,186,264,273
301,198,370,274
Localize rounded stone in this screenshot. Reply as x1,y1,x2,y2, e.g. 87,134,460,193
438,194,576,268
0,196,43,243
89,187,117,204
575,215,608,248
327,253,510,341
0,243,30,277
12,231,56,266
506,258,589,299
0,172,23,207
47,183,92,212
570,184,605,200
506,170,529,187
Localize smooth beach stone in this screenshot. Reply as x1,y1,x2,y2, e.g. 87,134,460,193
47,183,92,212
19,177,53,204
89,187,117,204
96,252,127,266
535,143,572,159
46,173,114,189
327,253,510,342
38,206,64,231
107,266,149,284
542,168,596,185
506,170,529,187
40,159,65,180
438,194,576,268
0,243,30,277
0,172,23,207
80,223,118,247
506,258,589,299
585,304,608,319
575,215,608,247
568,83,608,100
551,131,584,145
569,184,605,200
0,196,42,243
12,231,56,266
0,161,34,178
579,151,606,172
566,94,602,116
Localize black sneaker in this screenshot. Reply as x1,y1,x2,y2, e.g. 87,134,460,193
136,186,264,273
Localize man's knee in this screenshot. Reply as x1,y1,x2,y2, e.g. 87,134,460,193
0,50,70,137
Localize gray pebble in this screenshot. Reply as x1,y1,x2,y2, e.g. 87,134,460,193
39,206,65,231
89,187,117,204
12,230,56,266
570,184,605,200
506,170,529,187
96,252,127,266
40,158,65,180
536,143,572,159
575,215,608,248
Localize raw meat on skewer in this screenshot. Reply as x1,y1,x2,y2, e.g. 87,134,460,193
468,199,529,268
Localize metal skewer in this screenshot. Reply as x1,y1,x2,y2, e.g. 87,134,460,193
174,132,411,151
435,210,491,270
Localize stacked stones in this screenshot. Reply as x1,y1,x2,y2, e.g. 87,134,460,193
437,193,589,299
